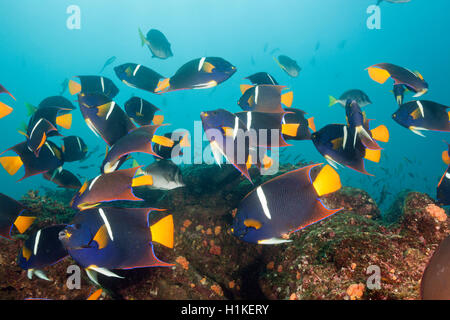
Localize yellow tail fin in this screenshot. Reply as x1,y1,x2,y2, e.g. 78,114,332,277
132,174,153,187
0,101,13,119
14,216,36,234
69,80,82,95
328,96,338,107
150,215,174,248
371,125,389,142
240,84,253,94
308,117,316,132
152,114,164,125
281,91,293,107
56,113,72,130
0,156,23,175
282,123,299,137
367,67,391,84
364,148,381,163
155,78,170,93
152,135,174,147
312,164,342,196
443,151,450,165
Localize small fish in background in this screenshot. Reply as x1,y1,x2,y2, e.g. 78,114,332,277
0,193,36,239
269,47,280,55
231,164,343,244
139,28,173,59
59,207,174,284
69,75,119,99
244,72,278,86
101,124,173,173
315,41,321,52
274,55,301,78
17,225,68,281
377,0,411,4
392,100,450,136
0,83,15,119
337,40,347,49
70,167,152,211
0,140,64,181
124,96,161,126
367,63,429,97
238,84,293,113
329,89,372,108
77,92,136,146
421,234,450,299
114,63,165,94
99,56,117,73
135,159,184,191
155,57,237,93
59,78,69,96
43,168,82,190
61,136,88,162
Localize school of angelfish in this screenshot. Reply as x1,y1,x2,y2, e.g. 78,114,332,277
0,24,449,299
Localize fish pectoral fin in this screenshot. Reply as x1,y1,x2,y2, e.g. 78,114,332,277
150,215,174,248
244,219,262,230
93,224,110,250
27,269,50,281
257,238,292,245
367,66,391,84
0,156,23,176
312,164,342,197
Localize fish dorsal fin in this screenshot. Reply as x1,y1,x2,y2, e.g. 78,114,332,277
14,216,36,234
150,215,174,248
312,164,342,196
367,66,391,84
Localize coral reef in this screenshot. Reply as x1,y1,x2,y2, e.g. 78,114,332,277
0,162,448,300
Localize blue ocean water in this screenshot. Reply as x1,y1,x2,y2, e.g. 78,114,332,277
0,0,449,210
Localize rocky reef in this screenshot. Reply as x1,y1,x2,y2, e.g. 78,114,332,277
0,162,448,300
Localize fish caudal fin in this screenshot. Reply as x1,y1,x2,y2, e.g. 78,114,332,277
150,214,174,248
364,148,381,163
312,164,342,197
367,67,391,84
282,123,299,137
328,96,338,107
0,101,13,119
152,115,164,125
14,216,36,234
308,117,316,132
0,156,23,175
442,151,450,165
132,174,153,187
138,28,148,47
152,135,174,147
69,80,82,95
24,103,37,116
56,113,72,130
371,125,390,143
281,91,293,107
155,78,170,93
240,84,253,94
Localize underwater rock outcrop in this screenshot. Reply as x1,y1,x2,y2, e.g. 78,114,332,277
0,163,448,300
